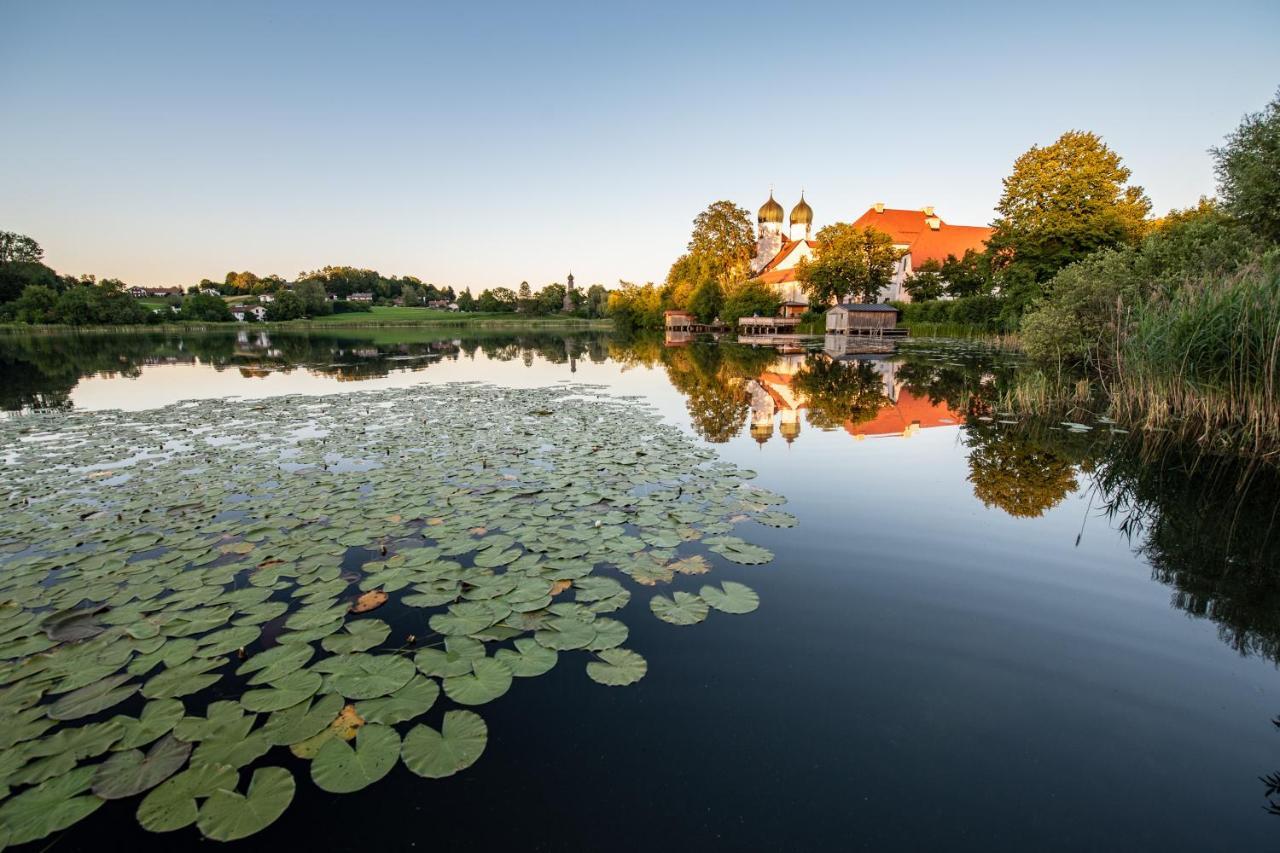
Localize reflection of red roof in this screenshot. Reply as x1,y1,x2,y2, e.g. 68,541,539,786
844,389,963,437
849,207,992,265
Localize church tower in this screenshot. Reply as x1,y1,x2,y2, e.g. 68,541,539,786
562,272,574,312
789,192,813,241
752,191,785,274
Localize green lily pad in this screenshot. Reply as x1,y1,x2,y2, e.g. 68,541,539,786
137,762,239,833
236,642,315,686
586,648,648,686
493,637,558,677
196,766,295,841
650,591,709,626
240,669,323,713
321,619,390,654
401,710,487,779
0,765,103,846
261,693,344,746
442,657,513,706
326,653,415,699
356,675,439,725
700,581,759,614
47,673,138,720
311,723,400,793
91,733,192,799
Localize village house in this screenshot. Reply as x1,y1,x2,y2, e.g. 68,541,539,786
349,292,374,303
230,304,267,322
749,193,993,304
849,204,994,302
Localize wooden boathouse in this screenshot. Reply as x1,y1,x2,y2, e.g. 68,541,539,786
825,303,905,337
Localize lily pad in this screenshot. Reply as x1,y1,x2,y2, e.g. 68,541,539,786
650,592,709,626
586,648,648,686
401,710,488,779
442,657,513,706
311,723,400,793
196,766,295,842
48,673,138,720
699,581,759,614
92,733,192,799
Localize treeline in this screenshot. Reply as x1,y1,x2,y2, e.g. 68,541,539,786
608,201,783,329
1011,89,1280,456
454,281,610,318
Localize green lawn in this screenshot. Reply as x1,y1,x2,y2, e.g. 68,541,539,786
275,306,609,327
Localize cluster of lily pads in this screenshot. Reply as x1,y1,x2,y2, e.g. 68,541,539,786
0,383,794,846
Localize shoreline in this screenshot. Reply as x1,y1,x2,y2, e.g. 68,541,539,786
0,316,614,335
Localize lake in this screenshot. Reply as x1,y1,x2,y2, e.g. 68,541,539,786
2,327,1278,851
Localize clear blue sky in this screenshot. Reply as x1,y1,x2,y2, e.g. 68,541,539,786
4,1,1278,289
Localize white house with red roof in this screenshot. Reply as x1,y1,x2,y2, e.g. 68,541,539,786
849,204,993,302
749,193,993,304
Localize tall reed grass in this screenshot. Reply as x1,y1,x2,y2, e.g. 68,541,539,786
1110,255,1280,460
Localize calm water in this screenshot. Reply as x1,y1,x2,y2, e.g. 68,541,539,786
4,328,1280,851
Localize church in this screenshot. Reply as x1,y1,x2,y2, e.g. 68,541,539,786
749,192,994,303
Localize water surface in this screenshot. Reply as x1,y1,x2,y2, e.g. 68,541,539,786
3,328,1278,851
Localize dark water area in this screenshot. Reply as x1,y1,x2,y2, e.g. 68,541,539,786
3,328,1280,851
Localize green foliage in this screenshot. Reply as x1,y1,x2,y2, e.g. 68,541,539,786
0,260,59,305
686,279,723,324
793,357,890,429
895,295,1007,332
606,281,664,329
939,249,994,298
903,260,946,301
1213,87,1280,243
798,224,900,304
456,288,476,311
0,231,44,263
1020,203,1261,363
989,130,1151,287
179,292,233,322
687,201,755,286
266,289,304,321
294,280,332,316
720,279,779,325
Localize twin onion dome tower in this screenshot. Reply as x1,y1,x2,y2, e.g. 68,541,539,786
752,190,813,277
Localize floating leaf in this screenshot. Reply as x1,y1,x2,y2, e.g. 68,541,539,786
401,710,487,779
586,648,648,686
349,589,388,614
650,592,709,626
325,653,415,699
196,766,295,842
321,619,390,654
356,675,438,725
240,669,322,713
494,638,557,677
442,657,513,706
236,642,315,686
91,733,192,799
0,765,103,846
700,581,759,614
311,723,400,793
47,673,138,720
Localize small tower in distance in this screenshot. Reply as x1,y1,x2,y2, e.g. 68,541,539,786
562,272,574,312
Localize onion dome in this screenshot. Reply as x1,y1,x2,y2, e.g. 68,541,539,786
758,192,784,225
790,193,813,227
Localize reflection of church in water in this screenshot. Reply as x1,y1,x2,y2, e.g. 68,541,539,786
745,342,963,445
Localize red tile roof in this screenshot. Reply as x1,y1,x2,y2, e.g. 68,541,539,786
756,267,800,284
848,207,992,265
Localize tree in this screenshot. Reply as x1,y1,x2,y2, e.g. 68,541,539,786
12,285,58,323
457,288,476,311
940,250,993,298
797,224,900,304
0,232,43,264
686,279,723,324
401,283,422,306
988,130,1151,289
295,280,331,316
179,292,233,322
0,260,59,305
266,289,304,321
584,284,608,318
903,260,946,301
720,279,780,325
965,424,1078,518
688,201,755,287
792,357,889,430
1212,87,1280,243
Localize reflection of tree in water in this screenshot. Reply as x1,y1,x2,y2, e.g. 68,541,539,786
792,356,889,430
0,331,614,411
662,345,749,443
963,422,1081,518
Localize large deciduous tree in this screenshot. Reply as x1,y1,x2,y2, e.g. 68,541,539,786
988,130,1151,292
0,232,44,264
1213,87,1280,244
797,224,900,305
687,201,755,287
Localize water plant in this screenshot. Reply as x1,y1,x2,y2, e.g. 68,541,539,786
0,383,790,845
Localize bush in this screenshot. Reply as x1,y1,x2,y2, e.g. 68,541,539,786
333,300,373,314
895,295,1006,331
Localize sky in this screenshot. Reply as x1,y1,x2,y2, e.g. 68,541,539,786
4,1,1279,290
